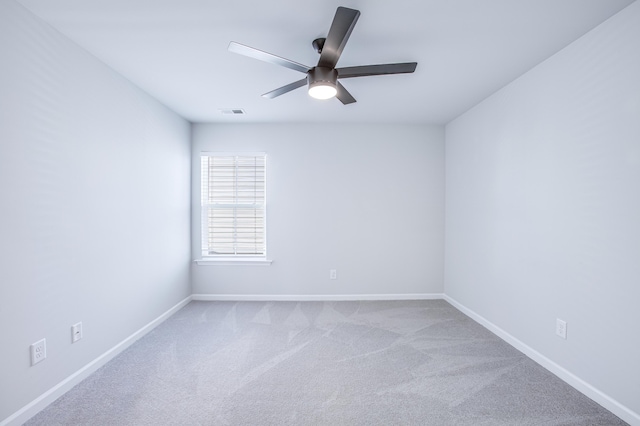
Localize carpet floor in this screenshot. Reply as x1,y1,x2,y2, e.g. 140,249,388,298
26,300,626,425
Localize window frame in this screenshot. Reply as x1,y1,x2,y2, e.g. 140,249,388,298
196,152,271,266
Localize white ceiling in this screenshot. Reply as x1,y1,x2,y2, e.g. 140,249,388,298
18,0,635,124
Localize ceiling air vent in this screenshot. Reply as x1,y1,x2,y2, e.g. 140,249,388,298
219,108,246,115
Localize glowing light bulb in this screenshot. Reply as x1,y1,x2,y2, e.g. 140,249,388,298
308,83,337,100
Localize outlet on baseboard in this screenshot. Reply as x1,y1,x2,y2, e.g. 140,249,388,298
30,338,46,366
556,318,567,339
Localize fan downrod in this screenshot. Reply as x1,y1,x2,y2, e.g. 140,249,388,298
312,38,326,54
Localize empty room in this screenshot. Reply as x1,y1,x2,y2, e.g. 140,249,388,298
1,0,639,424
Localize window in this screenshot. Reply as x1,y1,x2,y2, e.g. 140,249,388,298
200,154,267,262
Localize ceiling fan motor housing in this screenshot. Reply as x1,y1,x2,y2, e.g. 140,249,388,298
307,67,338,99
308,67,338,89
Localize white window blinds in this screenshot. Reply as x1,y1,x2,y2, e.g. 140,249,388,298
201,154,266,257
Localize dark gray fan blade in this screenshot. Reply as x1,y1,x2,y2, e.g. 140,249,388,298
318,7,360,69
229,42,311,74
337,62,417,79
336,82,356,105
261,78,307,99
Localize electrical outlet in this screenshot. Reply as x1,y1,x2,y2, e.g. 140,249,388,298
72,322,83,343
556,318,567,339
329,269,337,280
30,338,46,366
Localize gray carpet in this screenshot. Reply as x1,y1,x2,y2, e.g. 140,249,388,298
26,300,626,425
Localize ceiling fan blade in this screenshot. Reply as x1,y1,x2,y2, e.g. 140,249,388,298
318,7,360,69
337,62,418,79
336,82,356,105
229,42,310,74
261,78,307,99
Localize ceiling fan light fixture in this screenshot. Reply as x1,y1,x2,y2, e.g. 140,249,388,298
307,67,338,100
229,7,417,105
308,82,337,99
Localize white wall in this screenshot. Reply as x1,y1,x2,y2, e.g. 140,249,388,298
445,1,640,421
192,123,445,297
0,1,191,422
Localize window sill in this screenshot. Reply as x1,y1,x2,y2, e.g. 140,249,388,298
194,258,273,266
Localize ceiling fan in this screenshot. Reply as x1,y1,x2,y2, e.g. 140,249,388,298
228,6,417,105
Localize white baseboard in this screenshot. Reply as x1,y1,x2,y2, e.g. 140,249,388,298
192,293,445,301
443,295,640,426
1,296,193,426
